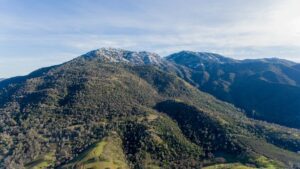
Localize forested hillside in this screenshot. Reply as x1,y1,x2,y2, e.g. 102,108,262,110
1,48,300,168
167,51,300,129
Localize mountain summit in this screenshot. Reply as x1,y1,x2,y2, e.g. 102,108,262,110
167,51,236,68
79,47,163,65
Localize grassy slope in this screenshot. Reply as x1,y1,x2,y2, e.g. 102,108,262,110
203,156,282,169
203,163,256,169
25,152,56,169
62,134,129,169
238,136,300,167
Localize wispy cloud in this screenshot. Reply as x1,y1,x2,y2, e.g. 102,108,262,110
1,0,300,77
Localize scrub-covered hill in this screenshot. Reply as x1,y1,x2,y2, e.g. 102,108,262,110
167,51,300,129
1,48,300,169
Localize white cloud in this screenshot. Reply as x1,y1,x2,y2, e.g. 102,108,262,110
1,0,300,77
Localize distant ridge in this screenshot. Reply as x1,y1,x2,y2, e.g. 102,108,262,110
167,50,300,129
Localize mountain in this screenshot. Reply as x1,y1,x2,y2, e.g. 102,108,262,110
1,48,300,168
167,51,300,129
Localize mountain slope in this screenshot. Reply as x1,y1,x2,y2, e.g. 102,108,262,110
1,48,300,168
167,51,300,129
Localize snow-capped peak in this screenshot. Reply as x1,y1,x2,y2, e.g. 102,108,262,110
81,47,163,65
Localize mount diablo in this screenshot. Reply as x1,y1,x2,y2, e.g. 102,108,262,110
83,48,300,129
81,48,164,65
1,48,300,168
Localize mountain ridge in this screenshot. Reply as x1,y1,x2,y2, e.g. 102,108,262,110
1,48,300,168
166,50,300,129
79,47,164,66
2,48,300,129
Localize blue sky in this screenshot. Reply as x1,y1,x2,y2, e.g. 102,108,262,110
1,0,300,77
